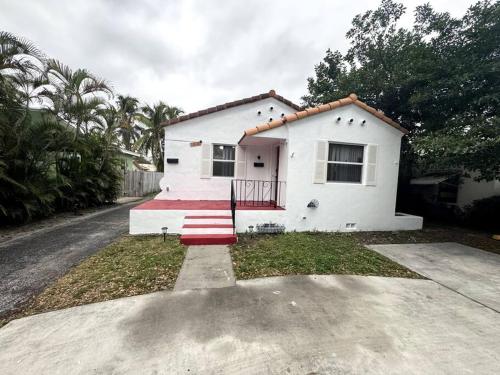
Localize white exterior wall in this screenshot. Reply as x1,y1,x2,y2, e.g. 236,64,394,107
256,104,421,231
457,175,500,208
130,208,288,234
157,98,295,200
132,99,423,234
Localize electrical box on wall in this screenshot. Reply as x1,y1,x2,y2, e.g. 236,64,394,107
166,158,179,164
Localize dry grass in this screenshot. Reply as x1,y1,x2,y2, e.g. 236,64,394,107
1,235,186,327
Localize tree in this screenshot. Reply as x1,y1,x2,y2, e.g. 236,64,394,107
42,59,112,137
0,31,122,224
116,94,141,150
135,102,183,172
302,0,499,181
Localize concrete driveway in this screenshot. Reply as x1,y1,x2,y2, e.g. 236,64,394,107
368,242,500,312
1,275,499,374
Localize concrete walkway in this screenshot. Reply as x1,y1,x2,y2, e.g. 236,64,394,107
0,199,145,317
174,245,236,291
368,242,500,312
1,275,499,374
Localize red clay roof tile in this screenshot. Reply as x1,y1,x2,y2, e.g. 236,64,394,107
162,90,302,127
242,93,408,139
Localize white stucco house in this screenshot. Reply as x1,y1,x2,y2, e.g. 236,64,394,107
130,90,422,244
410,171,500,208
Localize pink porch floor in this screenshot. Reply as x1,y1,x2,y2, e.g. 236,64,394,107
132,200,285,210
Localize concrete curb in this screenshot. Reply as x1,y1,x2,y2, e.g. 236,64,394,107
0,198,146,249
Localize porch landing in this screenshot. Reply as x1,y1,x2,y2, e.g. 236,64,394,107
132,200,285,211
129,199,288,237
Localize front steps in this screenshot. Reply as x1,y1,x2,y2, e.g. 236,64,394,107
180,214,237,245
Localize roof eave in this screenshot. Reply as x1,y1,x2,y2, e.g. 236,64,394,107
162,89,302,128
242,93,409,138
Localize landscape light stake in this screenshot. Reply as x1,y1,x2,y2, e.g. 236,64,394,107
161,227,168,242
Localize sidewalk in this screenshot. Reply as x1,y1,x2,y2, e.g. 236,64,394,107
174,245,236,291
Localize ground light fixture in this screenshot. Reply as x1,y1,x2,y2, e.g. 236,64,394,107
161,227,168,242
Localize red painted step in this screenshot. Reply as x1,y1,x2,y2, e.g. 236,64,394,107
180,234,237,245
182,224,234,228
184,215,232,219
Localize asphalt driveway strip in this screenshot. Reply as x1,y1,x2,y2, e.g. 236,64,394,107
0,275,498,374
0,200,143,317
368,242,500,312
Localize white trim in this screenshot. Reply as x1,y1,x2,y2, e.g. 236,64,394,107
212,143,236,178
326,142,365,184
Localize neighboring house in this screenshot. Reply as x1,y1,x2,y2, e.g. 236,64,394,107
118,149,156,172
130,90,422,244
410,171,500,209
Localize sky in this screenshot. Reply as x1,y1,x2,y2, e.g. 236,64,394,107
1,0,475,112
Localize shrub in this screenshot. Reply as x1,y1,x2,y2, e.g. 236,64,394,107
462,195,500,232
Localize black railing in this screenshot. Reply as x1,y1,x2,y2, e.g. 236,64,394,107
232,179,286,208
230,180,236,234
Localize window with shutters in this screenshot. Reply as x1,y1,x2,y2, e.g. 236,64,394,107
212,144,235,177
327,143,364,183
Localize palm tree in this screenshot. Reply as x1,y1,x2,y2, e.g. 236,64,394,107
116,94,141,150
42,59,112,137
95,105,120,146
135,102,183,172
0,31,43,76
0,31,45,126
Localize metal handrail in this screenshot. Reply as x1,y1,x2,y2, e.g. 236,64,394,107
230,180,236,234
232,179,286,208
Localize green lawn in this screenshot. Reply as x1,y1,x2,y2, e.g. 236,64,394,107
231,232,422,279
1,235,186,327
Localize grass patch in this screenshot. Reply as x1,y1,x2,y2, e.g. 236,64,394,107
1,235,186,327
230,232,421,280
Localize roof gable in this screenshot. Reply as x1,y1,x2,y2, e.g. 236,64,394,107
242,93,408,139
162,90,302,127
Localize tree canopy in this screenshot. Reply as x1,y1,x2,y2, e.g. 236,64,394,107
0,31,182,224
303,0,499,181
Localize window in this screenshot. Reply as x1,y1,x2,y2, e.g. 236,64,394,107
212,144,235,177
327,143,364,183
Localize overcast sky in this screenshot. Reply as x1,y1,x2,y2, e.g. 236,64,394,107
1,0,474,112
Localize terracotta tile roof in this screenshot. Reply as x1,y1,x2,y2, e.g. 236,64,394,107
242,93,408,139
162,90,302,127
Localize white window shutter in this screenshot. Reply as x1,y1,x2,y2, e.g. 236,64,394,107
313,141,328,184
365,144,378,186
200,142,212,178
235,146,246,179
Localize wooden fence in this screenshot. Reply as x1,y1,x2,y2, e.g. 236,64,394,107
121,171,163,197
